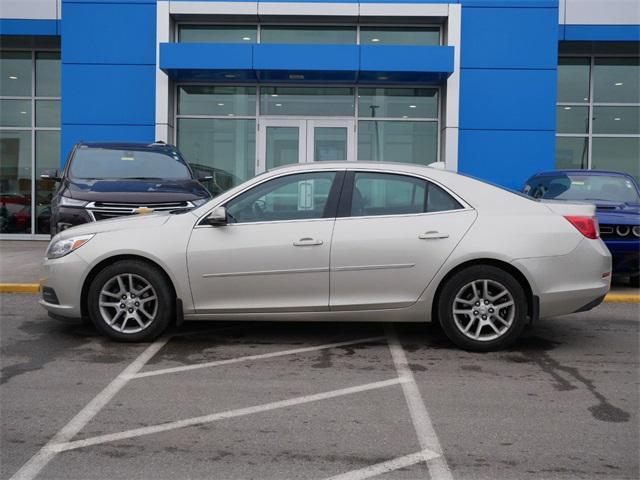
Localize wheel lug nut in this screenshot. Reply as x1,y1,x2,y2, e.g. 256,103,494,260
131,294,136,298
473,310,478,315
128,308,133,313
122,295,126,299
135,302,139,307
120,303,125,308
489,308,494,313
475,302,480,306
485,300,489,305
482,315,487,319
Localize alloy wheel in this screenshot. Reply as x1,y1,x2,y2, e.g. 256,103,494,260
98,273,158,333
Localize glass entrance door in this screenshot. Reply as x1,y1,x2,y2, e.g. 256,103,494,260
258,119,354,173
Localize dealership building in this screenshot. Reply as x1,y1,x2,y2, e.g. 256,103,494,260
0,0,638,238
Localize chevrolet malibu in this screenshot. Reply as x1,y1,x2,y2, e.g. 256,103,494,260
40,162,611,351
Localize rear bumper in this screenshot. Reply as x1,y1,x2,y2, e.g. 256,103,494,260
514,238,611,319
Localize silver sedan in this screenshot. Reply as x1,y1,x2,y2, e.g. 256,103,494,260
40,162,611,351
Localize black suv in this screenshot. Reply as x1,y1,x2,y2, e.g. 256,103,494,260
42,142,212,235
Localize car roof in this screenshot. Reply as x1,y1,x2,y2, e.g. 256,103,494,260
528,169,634,179
77,141,177,151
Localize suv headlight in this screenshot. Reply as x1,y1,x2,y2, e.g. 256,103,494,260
59,196,88,207
46,234,95,259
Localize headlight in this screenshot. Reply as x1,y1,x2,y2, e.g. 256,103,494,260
633,226,640,238
616,225,630,237
190,198,209,208
59,196,88,207
46,234,94,259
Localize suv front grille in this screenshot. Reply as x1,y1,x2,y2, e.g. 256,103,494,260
86,201,192,221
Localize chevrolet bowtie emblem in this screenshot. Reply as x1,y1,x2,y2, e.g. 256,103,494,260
134,207,154,214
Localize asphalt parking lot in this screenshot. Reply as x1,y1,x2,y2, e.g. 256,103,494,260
1,293,638,480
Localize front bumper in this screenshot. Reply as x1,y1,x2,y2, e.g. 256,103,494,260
39,251,89,320
514,238,611,319
604,239,640,277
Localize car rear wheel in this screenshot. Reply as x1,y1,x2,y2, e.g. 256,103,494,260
437,265,527,351
87,260,173,342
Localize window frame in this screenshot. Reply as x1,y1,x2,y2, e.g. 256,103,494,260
337,170,466,219
557,54,640,172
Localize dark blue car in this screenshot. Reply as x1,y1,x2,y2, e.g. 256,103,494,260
523,170,640,287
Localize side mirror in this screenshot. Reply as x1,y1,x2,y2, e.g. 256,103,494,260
41,169,61,182
205,206,228,226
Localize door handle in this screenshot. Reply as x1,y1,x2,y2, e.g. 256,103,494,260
293,237,324,247
418,231,449,240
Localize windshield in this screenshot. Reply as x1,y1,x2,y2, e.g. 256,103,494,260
524,173,640,204
69,148,192,180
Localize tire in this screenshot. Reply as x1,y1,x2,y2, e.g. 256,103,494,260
437,265,528,352
87,260,174,342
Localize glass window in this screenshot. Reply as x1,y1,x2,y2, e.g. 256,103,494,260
265,126,300,170
556,106,589,134
524,173,640,204
313,127,348,161
36,100,60,128
358,88,438,119
179,25,257,43
592,137,640,181
351,172,426,217
35,131,60,234
427,182,462,213
557,57,590,103
0,99,31,127
358,121,437,164
0,51,32,97
592,106,639,135
260,26,356,45
178,86,256,117
593,58,640,103
260,87,354,116
177,118,255,196
69,147,192,180
556,137,588,169
35,52,60,97
0,130,32,234
226,171,337,223
360,27,440,46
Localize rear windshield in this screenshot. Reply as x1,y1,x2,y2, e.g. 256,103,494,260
524,174,640,204
69,148,192,180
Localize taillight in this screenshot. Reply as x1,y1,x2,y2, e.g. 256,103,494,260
564,215,599,239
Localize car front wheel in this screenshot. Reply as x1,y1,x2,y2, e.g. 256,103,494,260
87,260,173,342
438,265,527,351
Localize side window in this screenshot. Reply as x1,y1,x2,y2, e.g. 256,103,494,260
426,182,463,212
350,172,462,217
226,171,337,223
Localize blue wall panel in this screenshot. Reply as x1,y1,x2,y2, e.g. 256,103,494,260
461,7,557,69
62,64,156,125
564,25,640,41
460,69,556,131
62,3,156,64
61,0,156,162
360,45,453,73
458,130,556,189
0,19,59,36
254,44,359,71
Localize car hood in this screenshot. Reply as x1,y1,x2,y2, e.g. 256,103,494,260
53,210,178,240
64,178,210,203
591,201,640,225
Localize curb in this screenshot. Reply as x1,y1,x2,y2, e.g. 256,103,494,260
0,284,638,303
0,284,41,293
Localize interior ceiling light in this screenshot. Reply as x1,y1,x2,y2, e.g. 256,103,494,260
614,117,621,121
9,76,18,80
224,74,236,79
563,106,572,110
371,38,380,42
275,103,282,107
20,111,27,114
614,82,624,86
409,105,417,109
271,94,278,97
242,37,251,41
217,103,225,106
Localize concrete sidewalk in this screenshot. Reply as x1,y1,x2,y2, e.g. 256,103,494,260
0,239,638,299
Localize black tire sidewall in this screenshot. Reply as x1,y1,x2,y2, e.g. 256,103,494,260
438,265,527,352
87,260,173,342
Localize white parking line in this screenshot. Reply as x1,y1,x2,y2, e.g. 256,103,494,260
133,336,386,379
386,325,454,480
323,449,441,480
9,336,170,480
51,378,406,452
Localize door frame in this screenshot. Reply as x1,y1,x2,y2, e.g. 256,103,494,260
257,118,355,173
